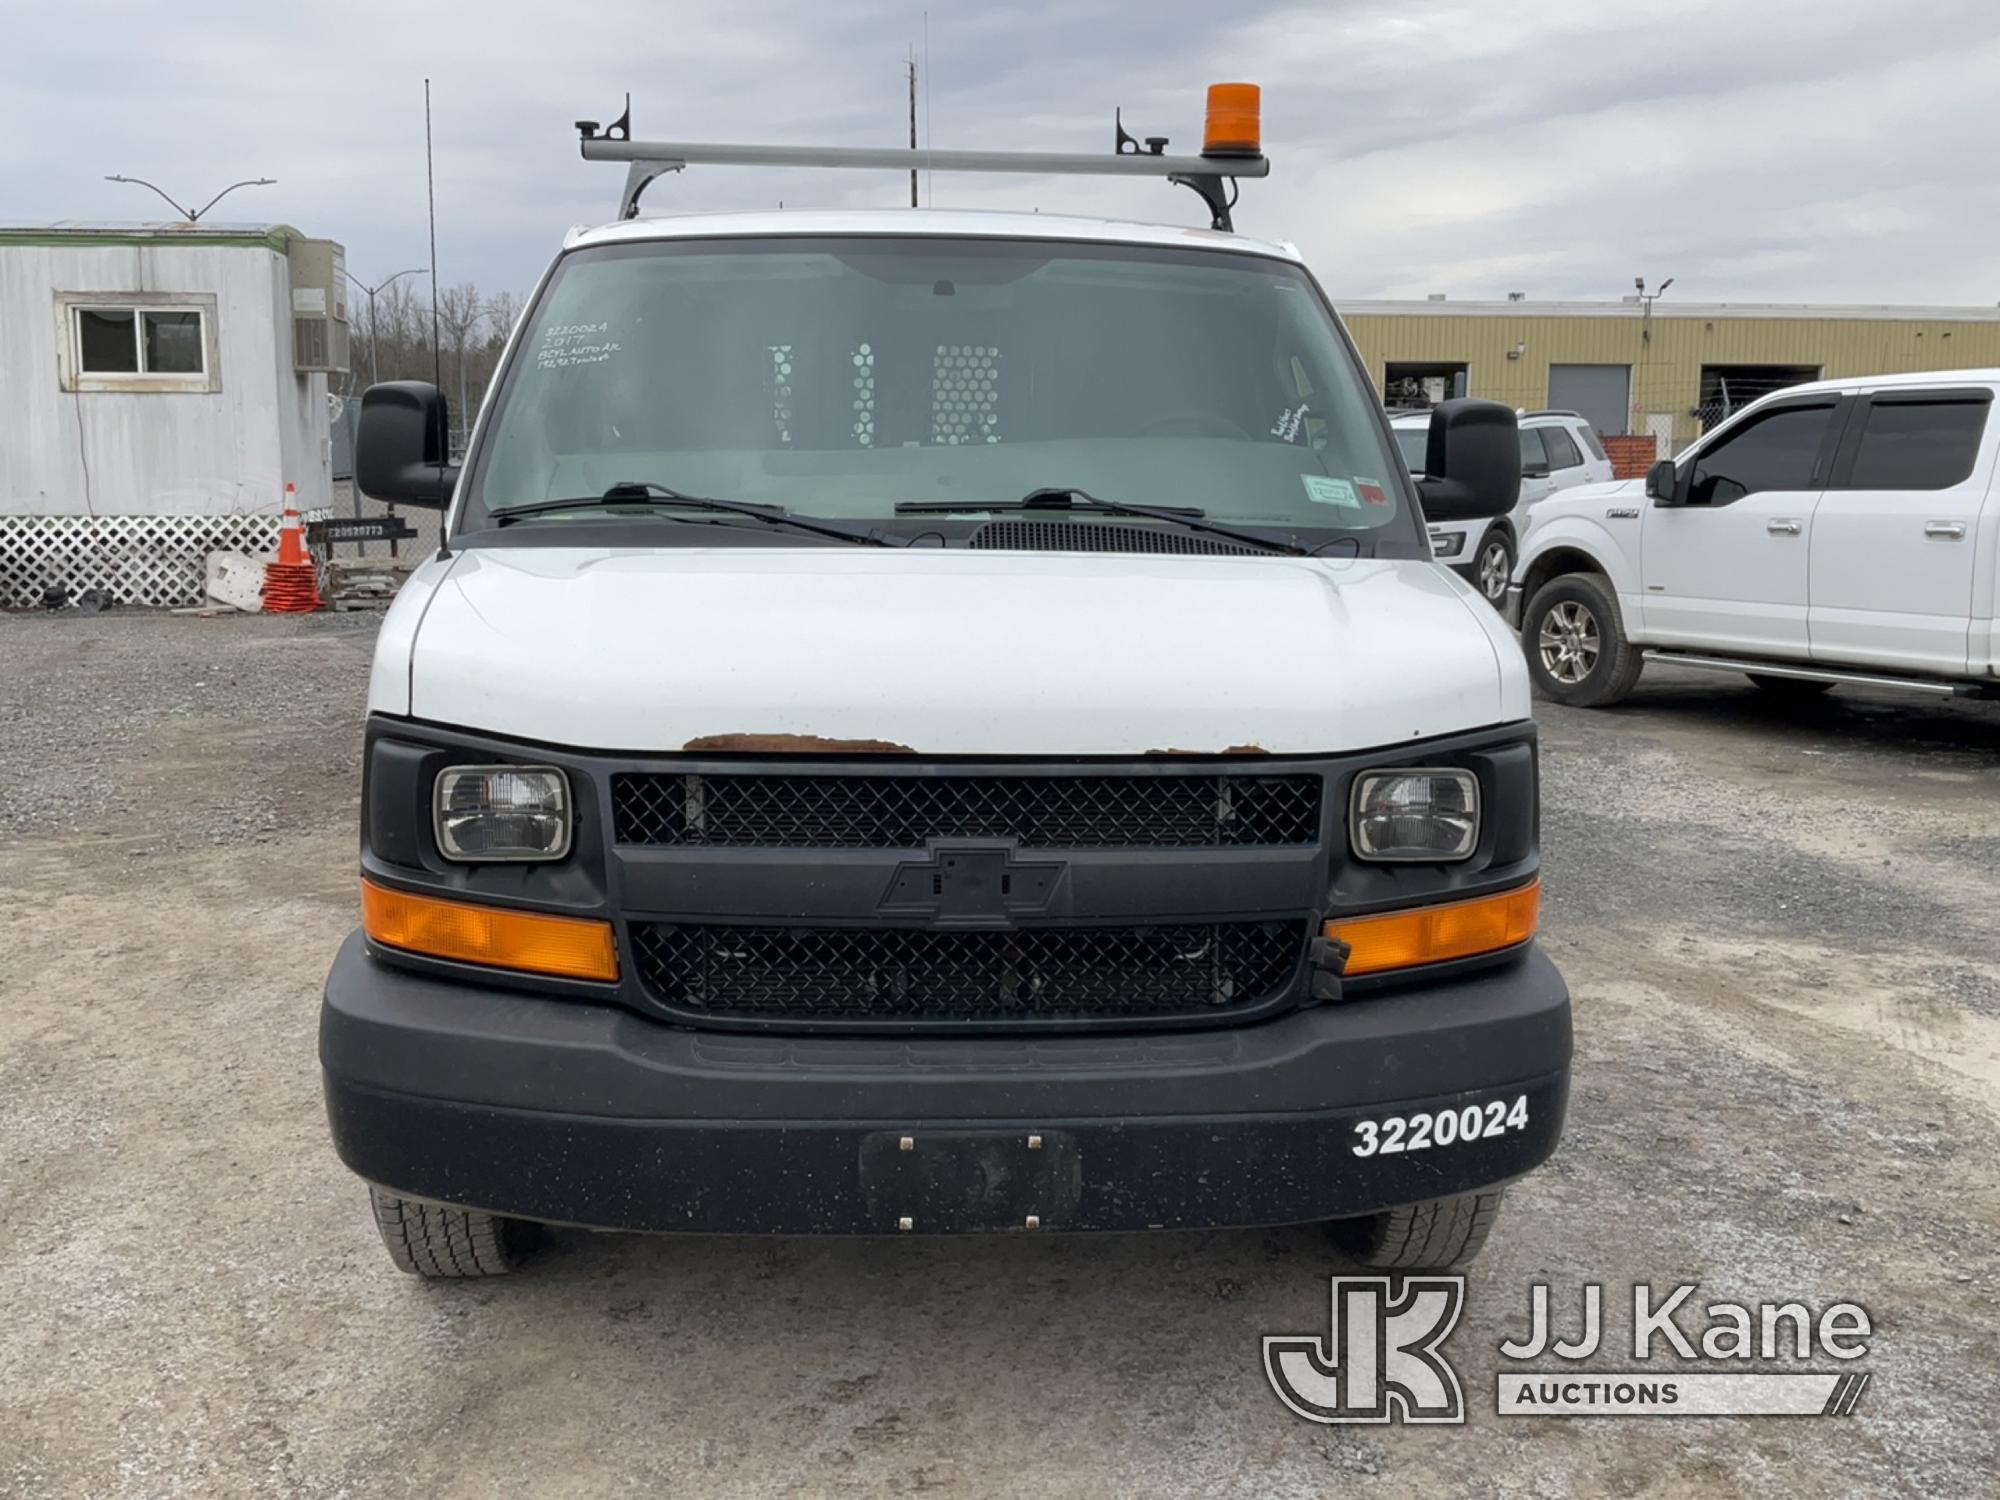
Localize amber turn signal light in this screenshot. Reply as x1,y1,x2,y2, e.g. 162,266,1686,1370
361,879,619,982
1323,879,1540,976
1203,82,1262,156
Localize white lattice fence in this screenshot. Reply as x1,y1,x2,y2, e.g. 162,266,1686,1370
1,515,284,609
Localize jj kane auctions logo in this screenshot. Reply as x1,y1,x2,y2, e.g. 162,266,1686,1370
1266,1279,1873,1423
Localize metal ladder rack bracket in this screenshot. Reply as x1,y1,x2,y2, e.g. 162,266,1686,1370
575,98,1269,230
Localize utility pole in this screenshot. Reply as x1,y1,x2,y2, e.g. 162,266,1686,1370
345,267,428,386
908,52,919,207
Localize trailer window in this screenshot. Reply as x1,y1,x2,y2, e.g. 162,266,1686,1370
60,296,216,391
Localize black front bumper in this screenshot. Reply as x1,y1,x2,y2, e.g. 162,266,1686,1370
321,932,1572,1234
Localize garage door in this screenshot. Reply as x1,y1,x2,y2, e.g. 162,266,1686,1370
1548,364,1632,438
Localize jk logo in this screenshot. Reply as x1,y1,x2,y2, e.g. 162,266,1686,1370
1263,1276,1467,1424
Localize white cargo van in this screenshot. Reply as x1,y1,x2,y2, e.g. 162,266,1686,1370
320,89,1571,1278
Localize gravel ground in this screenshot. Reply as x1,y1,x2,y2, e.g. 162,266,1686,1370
2,609,1996,1498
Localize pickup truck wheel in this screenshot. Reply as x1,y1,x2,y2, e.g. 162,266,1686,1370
368,1187,534,1278
1747,674,1835,699
1474,528,1515,606
1522,573,1643,707
1327,1189,1505,1271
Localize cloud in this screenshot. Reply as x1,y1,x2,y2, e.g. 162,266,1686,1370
3,0,1997,305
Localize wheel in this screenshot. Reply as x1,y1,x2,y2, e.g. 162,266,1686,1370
1327,1189,1506,1271
1472,527,1515,607
1747,674,1835,700
1522,573,1644,707
368,1187,534,1278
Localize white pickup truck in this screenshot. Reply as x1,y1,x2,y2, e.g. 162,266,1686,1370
1509,370,2000,705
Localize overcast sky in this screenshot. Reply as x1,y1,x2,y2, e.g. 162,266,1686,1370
7,0,1999,306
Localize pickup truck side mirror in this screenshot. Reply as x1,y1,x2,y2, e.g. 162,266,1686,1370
355,381,459,509
1414,399,1521,523
1644,459,1680,506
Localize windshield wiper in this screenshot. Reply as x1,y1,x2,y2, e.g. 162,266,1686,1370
494,483,902,547
895,488,1313,556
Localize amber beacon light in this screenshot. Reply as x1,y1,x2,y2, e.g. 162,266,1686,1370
1203,83,1262,156
361,879,620,982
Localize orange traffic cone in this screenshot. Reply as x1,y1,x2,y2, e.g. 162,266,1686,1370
263,484,321,613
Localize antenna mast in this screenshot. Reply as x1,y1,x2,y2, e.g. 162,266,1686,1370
907,52,919,207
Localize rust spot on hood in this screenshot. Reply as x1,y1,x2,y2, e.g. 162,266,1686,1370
683,732,917,755
1145,744,1272,757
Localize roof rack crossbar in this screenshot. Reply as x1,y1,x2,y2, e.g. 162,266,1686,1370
577,104,1268,228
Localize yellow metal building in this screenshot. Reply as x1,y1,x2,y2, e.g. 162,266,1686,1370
1337,299,2000,453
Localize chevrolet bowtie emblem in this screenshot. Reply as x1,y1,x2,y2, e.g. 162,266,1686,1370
877,844,1065,925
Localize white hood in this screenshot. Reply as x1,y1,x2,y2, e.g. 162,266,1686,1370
375,547,1525,756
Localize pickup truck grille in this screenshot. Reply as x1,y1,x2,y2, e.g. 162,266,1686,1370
611,771,1322,849
629,920,1307,1022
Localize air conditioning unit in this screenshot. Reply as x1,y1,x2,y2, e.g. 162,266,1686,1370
288,236,351,374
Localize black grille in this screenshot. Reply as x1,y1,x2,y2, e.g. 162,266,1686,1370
612,772,1322,848
630,920,1306,1022
970,519,1261,556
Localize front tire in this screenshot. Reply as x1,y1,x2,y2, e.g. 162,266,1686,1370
1327,1190,1505,1271
1473,528,1516,607
369,1187,534,1278
1522,573,1644,707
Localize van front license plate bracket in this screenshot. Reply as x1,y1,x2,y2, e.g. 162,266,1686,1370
860,1129,1081,1233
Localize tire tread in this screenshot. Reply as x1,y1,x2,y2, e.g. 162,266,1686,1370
368,1187,527,1278
1330,1189,1505,1271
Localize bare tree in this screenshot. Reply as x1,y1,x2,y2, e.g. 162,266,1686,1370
436,282,485,435
484,289,520,347
343,277,523,427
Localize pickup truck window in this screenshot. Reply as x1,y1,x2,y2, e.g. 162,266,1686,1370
1687,402,1834,505
1841,396,1989,491
463,238,1417,548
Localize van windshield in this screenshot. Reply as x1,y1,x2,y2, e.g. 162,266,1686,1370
463,237,1419,550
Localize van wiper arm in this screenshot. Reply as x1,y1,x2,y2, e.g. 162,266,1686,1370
895,487,1311,556
494,482,902,546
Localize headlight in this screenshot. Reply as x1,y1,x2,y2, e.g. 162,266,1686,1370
434,765,571,861
1428,527,1466,559
1351,768,1479,862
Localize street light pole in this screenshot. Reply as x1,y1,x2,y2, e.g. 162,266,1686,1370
1634,276,1676,455
104,175,275,222
344,268,428,386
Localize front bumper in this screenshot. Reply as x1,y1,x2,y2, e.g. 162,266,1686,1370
321,931,1572,1234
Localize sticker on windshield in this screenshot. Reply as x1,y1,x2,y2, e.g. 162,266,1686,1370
1301,475,1360,508
536,320,622,371
1355,478,1391,506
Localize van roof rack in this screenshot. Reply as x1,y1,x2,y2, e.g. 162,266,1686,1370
575,94,1270,231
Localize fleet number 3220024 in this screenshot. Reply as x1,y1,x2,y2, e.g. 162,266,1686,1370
1351,1095,1530,1157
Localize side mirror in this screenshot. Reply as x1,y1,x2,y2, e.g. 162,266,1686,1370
1645,459,1680,505
1414,399,1521,522
355,381,458,509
